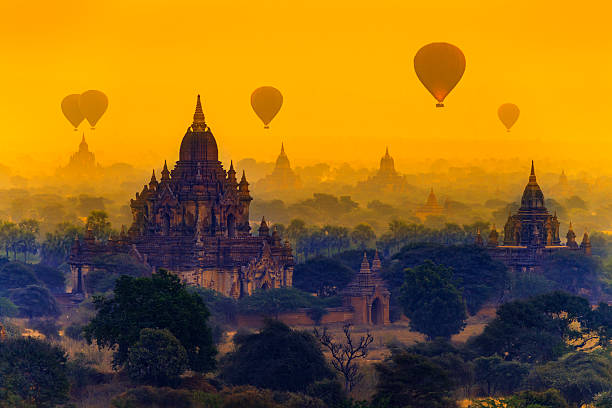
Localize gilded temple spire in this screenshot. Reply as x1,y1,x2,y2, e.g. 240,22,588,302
192,95,206,131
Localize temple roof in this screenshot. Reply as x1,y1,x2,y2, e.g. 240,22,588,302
379,147,396,174
519,161,546,211
179,95,218,162
275,142,291,170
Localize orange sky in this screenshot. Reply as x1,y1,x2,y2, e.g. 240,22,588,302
1,1,611,175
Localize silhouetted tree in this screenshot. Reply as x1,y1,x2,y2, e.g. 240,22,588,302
83,269,216,372
314,323,374,391
220,319,333,392
399,261,467,340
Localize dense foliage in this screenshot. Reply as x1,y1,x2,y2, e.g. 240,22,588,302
399,261,467,339
386,243,508,314
469,292,605,363
373,351,456,408
126,328,189,387
0,337,70,408
83,269,216,372
293,257,355,296
220,320,333,392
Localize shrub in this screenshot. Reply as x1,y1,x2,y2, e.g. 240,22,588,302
0,337,69,407
9,285,60,318
126,328,189,387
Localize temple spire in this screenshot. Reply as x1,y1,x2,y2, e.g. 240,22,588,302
281,142,285,155
385,146,389,156
529,160,537,182
150,169,157,183
192,95,206,131
161,160,170,181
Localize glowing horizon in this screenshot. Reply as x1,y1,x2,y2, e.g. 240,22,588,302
1,1,611,176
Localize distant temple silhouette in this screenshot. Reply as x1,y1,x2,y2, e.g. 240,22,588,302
415,188,445,220
56,134,100,178
481,162,590,272
357,147,411,193
70,96,294,298
256,143,302,191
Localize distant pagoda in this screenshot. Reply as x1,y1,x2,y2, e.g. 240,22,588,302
256,143,302,191
482,161,590,272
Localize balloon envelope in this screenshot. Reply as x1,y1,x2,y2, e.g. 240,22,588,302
251,86,283,128
414,42,466,107
79,90,108,128
61,94,84,130
498,103,520,131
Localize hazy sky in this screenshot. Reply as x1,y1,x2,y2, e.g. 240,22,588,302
1,1,611,174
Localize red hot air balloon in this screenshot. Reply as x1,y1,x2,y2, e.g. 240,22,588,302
498,103,520,131
251,86,283,129
79,90,108,129
61,94,85,130
414,43,466,107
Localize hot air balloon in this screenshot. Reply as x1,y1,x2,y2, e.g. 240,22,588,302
61,94,85,130
251,86,283,128
414,43,466,107
498,103,520,131
79,90,108,129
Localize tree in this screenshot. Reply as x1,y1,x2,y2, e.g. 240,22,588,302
9,285,60,318
0,337,70,408
126,328,189,387
399,261,467,340
0,297,18,317
83,269,216,372
386,243,508,314
351,224,377,250
526,351,612,406
220,319,334,392
314,323,374,391
469,292,600,363
86,210,113,242
293,257,355,296
0,262,40,293
473,355,529,396
16,219,40,262
470,389,569,408
31,264,66,293
237,287,339,319
373,351,456,408
40,222,83,267
542,251,602,298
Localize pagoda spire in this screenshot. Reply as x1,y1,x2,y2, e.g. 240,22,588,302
529,160,537,182
150,169,157,183
280,142,285,155
192,95,206,131
161,160,170,181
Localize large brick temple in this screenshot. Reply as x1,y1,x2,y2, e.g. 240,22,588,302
69,96,294,298
479,161,590,272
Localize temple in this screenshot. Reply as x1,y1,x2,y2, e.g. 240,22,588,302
482,162,590,272
56,134,100,179
357,148,411,193
341,252,390,325
69,96,294,298
256,143,302,191
415,188,445,220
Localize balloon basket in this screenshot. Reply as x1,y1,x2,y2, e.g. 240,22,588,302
436,103,444,108
264,126,269,129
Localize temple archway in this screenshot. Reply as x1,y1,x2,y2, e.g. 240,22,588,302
371,298,383,325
